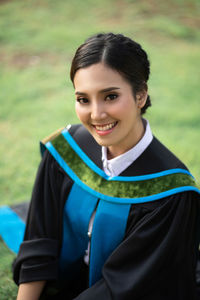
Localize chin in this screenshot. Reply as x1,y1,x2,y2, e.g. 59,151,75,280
92,136,110,147
94,138,107,147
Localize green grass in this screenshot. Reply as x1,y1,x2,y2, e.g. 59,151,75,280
0,240,17,300
0,0,200,298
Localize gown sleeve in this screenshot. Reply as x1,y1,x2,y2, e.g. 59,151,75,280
74,191,200,300
13,150,73,284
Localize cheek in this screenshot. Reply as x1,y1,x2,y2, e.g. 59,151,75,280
75,104,88,123
75,104,82,121
110,98,135,119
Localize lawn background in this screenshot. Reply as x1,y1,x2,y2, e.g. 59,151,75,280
0,0,199,298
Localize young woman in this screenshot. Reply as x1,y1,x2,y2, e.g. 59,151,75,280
14,33,200,300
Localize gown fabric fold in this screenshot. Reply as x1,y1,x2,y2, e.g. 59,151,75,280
12,124,200,300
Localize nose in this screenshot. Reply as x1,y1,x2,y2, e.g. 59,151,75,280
91,102,107,121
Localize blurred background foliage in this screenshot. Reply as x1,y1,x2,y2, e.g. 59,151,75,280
0,0,200,298
0,0,199,204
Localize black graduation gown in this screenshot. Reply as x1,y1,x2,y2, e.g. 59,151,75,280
13,124,200,300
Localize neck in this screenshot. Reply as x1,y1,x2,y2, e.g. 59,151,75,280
107,119,145,159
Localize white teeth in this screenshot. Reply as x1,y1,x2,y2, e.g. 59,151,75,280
95,122,116,131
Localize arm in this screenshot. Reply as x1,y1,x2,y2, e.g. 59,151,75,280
13,150,72,285
74,192,199,300
17,281,46,300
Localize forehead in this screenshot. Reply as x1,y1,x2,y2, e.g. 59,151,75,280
73,62,131,92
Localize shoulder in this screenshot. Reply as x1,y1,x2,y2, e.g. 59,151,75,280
122,136,188,176
40,124,102,168
40,124,83,145
148,136,188,170
40,124,94,145
40,124,81,155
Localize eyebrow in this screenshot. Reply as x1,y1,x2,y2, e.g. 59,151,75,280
75,87,120,95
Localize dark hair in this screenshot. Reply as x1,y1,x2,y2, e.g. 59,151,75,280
70,33,151,114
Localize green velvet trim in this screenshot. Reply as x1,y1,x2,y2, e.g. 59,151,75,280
51,134,199,199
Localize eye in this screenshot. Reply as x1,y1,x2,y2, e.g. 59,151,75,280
105,94,118,101
76,97,89,104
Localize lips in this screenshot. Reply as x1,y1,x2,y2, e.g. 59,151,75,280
92,121,118,136
93,122,117,131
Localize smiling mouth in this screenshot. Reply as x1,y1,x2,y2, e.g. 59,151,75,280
93,122,118,131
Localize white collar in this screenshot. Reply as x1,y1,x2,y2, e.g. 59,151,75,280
102,119,153,177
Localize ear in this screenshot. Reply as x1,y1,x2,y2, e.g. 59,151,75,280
136,90,148,108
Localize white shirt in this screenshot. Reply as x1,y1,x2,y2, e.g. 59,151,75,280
84,119,153,264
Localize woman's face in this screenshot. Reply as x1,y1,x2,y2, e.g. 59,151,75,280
74,62,147,158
